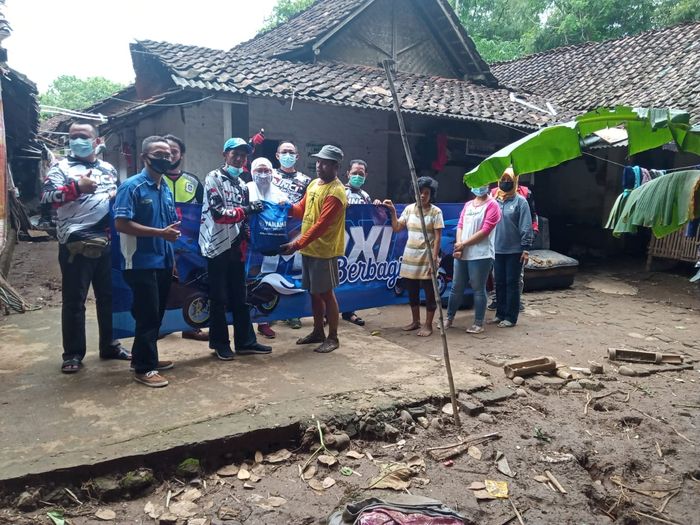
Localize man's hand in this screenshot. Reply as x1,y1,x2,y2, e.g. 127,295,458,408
520,251,529,264
243,201,264,215
78,171,97,194
279,242,296,256
373,199,382,205
161,221,181,242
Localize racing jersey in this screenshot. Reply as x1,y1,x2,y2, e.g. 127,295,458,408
345,186,372,204
199,167,250,259
163,171,204,204
40,156,118,243
271,168,311,204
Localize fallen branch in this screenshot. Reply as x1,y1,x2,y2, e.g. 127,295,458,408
509,499,525,525
633,511,682,525
544,470,567,494
658,489,680,514
427,432,500,461
495,507,529,525
583,390,628,415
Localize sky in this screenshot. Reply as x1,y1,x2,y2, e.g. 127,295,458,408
4,0,278,92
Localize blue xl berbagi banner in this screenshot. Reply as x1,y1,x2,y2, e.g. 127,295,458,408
112,203,468,339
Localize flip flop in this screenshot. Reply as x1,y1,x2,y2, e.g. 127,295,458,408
61,358,83,374
297,333,326,345
314,338,339,353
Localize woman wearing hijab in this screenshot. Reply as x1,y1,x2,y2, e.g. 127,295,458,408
492,168,533,328
446,183,501,334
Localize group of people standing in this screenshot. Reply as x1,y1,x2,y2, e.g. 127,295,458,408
42,121,534,389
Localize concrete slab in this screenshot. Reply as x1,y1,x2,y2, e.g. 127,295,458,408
0,308,489,484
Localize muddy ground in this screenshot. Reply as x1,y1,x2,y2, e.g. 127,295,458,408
1,240,699,525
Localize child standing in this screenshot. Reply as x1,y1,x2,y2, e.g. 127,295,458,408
384,177,444,337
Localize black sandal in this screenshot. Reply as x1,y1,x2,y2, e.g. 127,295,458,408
342,312,365,326
61,358,83,374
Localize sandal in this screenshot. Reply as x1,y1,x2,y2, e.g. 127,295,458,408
61,357,83,374
342,313,365,326
314,338,340,353
297,332,326,345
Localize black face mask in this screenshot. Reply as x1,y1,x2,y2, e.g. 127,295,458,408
169,158,182,170
499,181,514,192
147,156,171,174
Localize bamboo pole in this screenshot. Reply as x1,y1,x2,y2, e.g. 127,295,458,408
381,59,461,426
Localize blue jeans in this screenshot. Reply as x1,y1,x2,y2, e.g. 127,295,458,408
447,257,493,325
494,253,523,324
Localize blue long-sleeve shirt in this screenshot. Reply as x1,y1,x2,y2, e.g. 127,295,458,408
495,194,533,254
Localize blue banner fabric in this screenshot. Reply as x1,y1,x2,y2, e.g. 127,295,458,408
111,202,470,338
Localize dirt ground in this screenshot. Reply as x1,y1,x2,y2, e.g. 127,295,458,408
1,240,699,525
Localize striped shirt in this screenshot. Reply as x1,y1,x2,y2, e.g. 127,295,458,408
398,203,444,280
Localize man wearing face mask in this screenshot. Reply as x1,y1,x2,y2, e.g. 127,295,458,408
114,136,181,387
341,159,382,326
271,141,310,330
199,138,272,361
41,121,130,374
161,134,208,342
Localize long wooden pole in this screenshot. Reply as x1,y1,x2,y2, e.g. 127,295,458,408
382,60,461,426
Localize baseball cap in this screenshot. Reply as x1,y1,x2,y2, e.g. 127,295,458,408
223,137,254,153
311,145,344,163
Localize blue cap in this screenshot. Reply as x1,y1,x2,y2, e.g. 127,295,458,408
223,137,253,154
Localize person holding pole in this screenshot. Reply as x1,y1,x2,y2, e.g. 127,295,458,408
383,176,443,337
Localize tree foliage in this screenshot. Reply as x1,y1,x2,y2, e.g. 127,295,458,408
261,0,315,31
262,0,700,63
40,75,125,113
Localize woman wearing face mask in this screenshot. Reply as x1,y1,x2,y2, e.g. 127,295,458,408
491,168,533,328
446,183,502,334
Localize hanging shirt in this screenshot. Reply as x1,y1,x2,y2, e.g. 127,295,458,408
271,169,311,204
40,156,118,243
345,186,372,204
199,167,250,259
458,197,501,261
113,170,178,271
398,203,444,280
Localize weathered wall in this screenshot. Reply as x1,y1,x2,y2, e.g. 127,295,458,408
247,97,391,198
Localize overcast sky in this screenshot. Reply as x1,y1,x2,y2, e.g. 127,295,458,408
4,0,278,92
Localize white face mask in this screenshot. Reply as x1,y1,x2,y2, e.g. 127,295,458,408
253,171,272,184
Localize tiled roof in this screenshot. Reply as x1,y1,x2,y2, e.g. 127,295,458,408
232,0,496,84
133,40,565,129
492,23,700,122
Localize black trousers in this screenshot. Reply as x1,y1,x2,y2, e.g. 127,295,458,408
58,243,113,361
123,269,171,374
207,249,256,351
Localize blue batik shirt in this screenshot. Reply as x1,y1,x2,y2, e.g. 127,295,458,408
113,169,178,270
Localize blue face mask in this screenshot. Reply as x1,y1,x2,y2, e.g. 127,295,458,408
349,174,365,188
472,186,489,197
279,153,296,169
226,165,243,178
69,138,95,158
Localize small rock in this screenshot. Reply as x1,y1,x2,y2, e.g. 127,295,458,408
325,432,350,451
528,379,543,391
477,413,496,424
89,476,121,500
158,513,178,525
458,397,485,416
618,365,638,377
16,490,40,511
428,417,443,431
383,423,400,440
119,469,155,495
407,406,427,418
95,509,117,521
512,376,525,386
516,388,528,397
417,416,429,429
399,410,414,425
176,458,201,479
580,379,604,391
588,361,604,374
566,381,583,390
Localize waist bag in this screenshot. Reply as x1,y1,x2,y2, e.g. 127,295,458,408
66,236,109,263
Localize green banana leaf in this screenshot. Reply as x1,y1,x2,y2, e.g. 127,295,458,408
464,106,700,188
